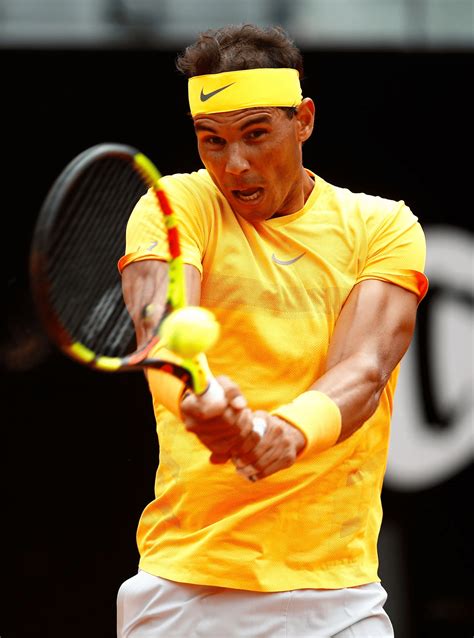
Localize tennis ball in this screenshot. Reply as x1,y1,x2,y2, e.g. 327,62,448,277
159,307,220,358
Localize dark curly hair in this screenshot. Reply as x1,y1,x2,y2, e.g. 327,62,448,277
176,24,304,79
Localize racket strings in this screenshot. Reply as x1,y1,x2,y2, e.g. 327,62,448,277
84,168,152,354
47,160,126,313
47,154,119,257
45,156,148,357
48,157,132,281
52,162,140,319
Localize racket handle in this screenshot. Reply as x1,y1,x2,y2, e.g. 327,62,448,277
190,353,225,403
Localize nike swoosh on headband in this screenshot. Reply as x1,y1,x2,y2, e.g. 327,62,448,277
271,252,306,266
200,83,235,102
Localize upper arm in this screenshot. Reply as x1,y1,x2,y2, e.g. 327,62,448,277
326,279,419,383
121,260,202,348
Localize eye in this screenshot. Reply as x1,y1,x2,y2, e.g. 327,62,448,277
246,129,268,141
203,135,225,147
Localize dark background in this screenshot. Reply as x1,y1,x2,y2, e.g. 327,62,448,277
1,48,472,637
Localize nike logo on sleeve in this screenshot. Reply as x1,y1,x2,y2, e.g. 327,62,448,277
200,83,235,102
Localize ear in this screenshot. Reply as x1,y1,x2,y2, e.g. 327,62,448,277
295,98,315,143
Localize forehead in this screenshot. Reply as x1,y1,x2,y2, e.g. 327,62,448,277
193,107,284,131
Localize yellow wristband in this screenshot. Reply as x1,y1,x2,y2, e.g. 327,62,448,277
272,391,342,455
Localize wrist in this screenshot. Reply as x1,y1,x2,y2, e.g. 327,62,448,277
275,417,306,454
271,391,342,456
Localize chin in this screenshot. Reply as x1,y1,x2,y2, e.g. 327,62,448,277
234,206,272,223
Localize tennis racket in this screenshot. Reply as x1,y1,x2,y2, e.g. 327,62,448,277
29,143,223,401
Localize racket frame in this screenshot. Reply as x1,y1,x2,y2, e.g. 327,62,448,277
30,143,212,394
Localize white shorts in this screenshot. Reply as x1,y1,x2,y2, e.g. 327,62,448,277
117,570,394,638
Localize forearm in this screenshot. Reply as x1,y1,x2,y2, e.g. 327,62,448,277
122,260,201,347
310,352,388,442
272,283,418,454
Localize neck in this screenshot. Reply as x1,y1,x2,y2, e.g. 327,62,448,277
303,168,315,203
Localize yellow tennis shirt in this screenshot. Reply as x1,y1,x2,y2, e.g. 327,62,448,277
119,168,428,591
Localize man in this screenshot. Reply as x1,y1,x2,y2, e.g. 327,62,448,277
117,24,428,637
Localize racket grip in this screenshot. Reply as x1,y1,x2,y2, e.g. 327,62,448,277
191,352,225,403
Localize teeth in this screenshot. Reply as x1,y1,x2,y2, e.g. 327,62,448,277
237,188,261,201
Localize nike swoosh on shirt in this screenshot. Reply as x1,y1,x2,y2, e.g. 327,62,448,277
271,252,306,266
200,83,235,102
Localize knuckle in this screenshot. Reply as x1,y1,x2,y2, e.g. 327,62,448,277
282,438,293,452
216,375,234,391
283,452,295,467
272,422,284,437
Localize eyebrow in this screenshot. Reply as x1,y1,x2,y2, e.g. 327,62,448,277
194,122,216,133
194,114,273,134
239,115,273,130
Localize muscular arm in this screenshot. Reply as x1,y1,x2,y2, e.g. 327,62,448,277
124,262,419,480
234,279,420,480
121,259,256,455
311,279,419,441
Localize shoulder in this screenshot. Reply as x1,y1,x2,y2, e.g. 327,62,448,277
313,174,419,230
161,169,218,201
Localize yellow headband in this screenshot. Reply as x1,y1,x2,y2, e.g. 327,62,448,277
188,68,302,116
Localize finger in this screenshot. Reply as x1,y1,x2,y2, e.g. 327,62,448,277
209,451,232,464
252,441,299,479
196,409,255,453
186,405,250,435
233,441,270,478
193,410,254,449
235,464,259,480
232,431,265,466
181,390,226,420
232,415,271,465
231,407,254,437
234,444,275,474
235,441,280,478
231,435,264,469
216,375,248,410
253,454,295,479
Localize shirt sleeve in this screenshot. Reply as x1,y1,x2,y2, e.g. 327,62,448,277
117,173,209,275
356,200,429,302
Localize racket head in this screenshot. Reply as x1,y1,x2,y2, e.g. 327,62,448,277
29,143,198,386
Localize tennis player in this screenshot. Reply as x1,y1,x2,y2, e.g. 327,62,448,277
117,24,428,637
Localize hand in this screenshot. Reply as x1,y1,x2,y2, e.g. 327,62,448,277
232,412,306,481
180,376,261,464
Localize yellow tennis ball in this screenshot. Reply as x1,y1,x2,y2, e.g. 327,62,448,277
159,307,220,358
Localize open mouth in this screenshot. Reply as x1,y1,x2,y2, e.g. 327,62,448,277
232,187,263,203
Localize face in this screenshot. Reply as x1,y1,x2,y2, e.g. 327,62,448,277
193,100,315,222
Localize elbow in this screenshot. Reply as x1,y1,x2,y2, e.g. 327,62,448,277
358,351,389,387
360,357,389,417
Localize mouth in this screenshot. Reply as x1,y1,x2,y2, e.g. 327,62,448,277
231,187,264,203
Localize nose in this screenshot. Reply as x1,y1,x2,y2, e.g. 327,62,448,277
225,143,250,175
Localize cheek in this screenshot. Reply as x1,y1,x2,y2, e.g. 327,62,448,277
197,144,210,166
268,140,300,174
198,149,221,178
250,145,287,175
266,130,300,163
